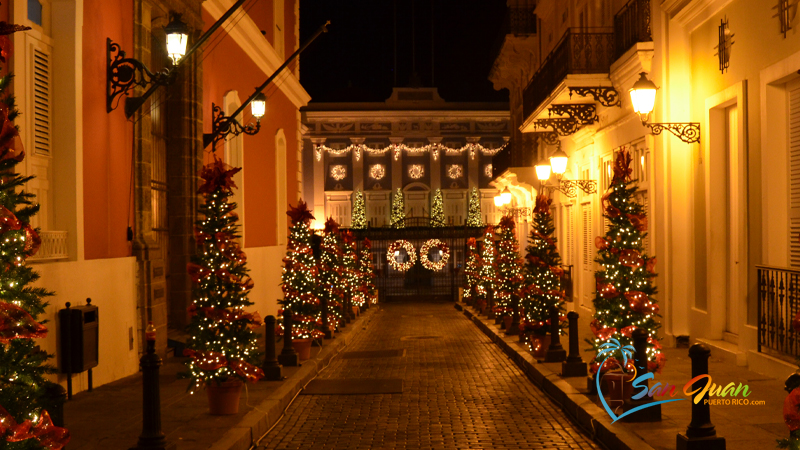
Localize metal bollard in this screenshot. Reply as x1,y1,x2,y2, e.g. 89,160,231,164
262,315,283,381
544,306,567,363
277,308,299,367
561,311,587,377
129,331,175,450
40,381,67,427
622,328,660,421
676,344,726,450
505,294,520,336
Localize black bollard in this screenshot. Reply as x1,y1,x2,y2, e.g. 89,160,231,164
345,295,353,323
130,325,175,450
277,308,299,367
561,311,587,377
262,315,283,381
676,344,726,450
321,296,332,339
622,328,660,421
40,381,67,428
544,306,567,362
505,294,520,336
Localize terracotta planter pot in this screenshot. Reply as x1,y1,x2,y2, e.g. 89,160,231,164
602,372,634,406
503,315,513,330
529,334,551,359
206,379,243,415
292,338,313,361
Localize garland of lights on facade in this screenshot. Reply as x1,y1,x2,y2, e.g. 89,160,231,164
387,240,416,272
420,239,450,271
314,141,509,162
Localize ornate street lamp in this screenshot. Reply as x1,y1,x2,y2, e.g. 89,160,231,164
535,153,597,199
630,72,700,144
165,14,190,65
204,93,268,149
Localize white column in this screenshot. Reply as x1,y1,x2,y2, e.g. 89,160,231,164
311,137,326,228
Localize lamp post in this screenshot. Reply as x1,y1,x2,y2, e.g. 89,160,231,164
630,72,701,144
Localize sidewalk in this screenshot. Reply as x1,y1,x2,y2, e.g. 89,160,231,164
458,302,790,450
63,307,378,450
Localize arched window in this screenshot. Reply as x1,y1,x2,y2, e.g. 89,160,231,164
275,129,287,245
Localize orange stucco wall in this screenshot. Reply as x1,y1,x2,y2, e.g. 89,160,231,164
83,0,135,260
202,6,299,248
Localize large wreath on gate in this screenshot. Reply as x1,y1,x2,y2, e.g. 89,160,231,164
387,240,416,272
420,239,450,271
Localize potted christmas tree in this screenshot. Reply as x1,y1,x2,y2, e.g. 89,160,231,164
280,201,324,360
521,194,566,357
357,238,377,307
477,226,497,317
463,238,480,306
341,231,361,316
588,147,664,403
184,158,264,415
495,215,525,333
319,218,345,330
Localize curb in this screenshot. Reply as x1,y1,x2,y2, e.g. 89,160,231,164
458,303,654,450
210,307,380,450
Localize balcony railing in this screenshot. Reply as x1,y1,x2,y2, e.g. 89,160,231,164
614,0,651,59
757,265,800,359
28,231,68,262
522,29,615,119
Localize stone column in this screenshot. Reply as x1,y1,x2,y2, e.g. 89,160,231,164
311,137,327,225
467,136,481,190
429,136,442,192
350,137,365,193
390,136,404,194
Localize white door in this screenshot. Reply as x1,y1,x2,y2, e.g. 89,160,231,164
725,105,739,335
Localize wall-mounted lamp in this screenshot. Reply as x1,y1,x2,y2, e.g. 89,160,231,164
202,21,330,150
106,13,187,114
494,187,512,207
630,72,701,144
204,93,267,149
535,151,597,198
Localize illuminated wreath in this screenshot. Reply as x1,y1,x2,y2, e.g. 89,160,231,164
420,239,450,271
387,240,416,272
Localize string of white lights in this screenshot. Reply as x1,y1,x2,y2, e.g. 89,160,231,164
313,141,508,162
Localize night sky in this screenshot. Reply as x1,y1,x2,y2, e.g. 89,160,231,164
299,0,509,103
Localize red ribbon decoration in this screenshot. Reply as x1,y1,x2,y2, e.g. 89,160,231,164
286,200,315,226
647,352,667,375
619,249,643,269
549,266,564,277
785,387,800,432
0,206,21,233
627,213,648,232
595,237,609,250
184,349,264,383
364,238,372,249
0,301,47,342
324,217,340,234
534,194,552,215
498,215,516,229
598,283,618,298
646,257,657,274
23,224,40,257
620,325,636,337
590,319,617,340
601,191,622,219
0,407,69,449
198,157,241,194
612,147,633,184
625,291,658,314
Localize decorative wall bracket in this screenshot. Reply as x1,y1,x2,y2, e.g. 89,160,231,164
568,86,621,107
202,104,261,149
557,179,597,198
107,38,174,113
502,206,532,221
533,118,579,136
548,104,598,125
533,131,560,146
646,122,700,144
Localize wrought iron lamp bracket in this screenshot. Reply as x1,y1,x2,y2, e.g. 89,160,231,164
107,38,174,113
534,118,579,136
568,86,621,107
533,131,560,146
203,103,261,149
645,121,701,144
548,104,598,125
540,178,597,198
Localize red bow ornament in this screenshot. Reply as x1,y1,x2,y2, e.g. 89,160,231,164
597,282,618,298
590,319,617,340
22,224,40,257
198,157,241,194
619,249,643,269
287,200,315,226
627,213,648,232
324,217,340,234
0,301,47,342
612,147,633,183
625,291,658,314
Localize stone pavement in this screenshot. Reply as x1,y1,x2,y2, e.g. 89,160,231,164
63,308,376,450
461,302,791,450
258,302,601,450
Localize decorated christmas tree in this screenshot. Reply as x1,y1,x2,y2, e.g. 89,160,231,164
477,226,497,311
463,237,480,305
280,201,323,340
467,187,483,227
589,147,664,376
391,188,405,227
494,216,525,319
351,190,366,229
341,231,361,311
184,158,264,391
357,239,377,306
318,218,345,329
0,26,70,449
431,189,445,226
521,194,566,348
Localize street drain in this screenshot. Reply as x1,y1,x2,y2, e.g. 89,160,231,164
302,378,403,395
400,335,442,341
341,349,406,359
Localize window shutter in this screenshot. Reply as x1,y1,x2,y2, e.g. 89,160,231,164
32,48,51,156
582,203,592,269
789,80,800,267
565,204,574,266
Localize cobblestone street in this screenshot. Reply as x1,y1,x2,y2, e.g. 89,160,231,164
258,303,600,449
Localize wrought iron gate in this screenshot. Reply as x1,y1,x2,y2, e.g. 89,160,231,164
351,218,483,302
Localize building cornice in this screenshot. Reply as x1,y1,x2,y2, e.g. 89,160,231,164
203,0,311,108
664,0,734,32
305,110,510,122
